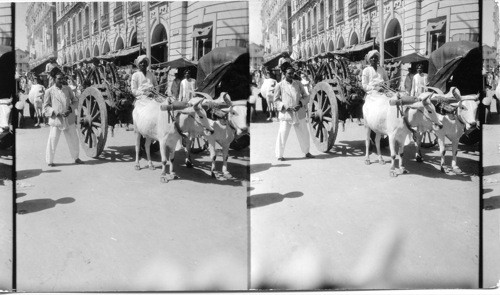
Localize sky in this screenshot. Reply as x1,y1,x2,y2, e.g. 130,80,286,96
248,0,263,45
15,2,28,51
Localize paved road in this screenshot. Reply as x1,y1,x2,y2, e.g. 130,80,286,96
0,146,13,291
249,117,480,289
15,122,248,291
482,123,500,288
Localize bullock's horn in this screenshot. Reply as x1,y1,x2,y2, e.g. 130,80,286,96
451,87,461,101
425,86,444,96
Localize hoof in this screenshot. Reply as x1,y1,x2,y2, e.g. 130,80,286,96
440,166,446,173
379,159,385,165
160,176,169,183
222,172,233,180
134,164,141,171
416,155,423,163
400,168,409,174
389,170,398,177
171,173,179,180
148,164,156,170
452,167,462,174
185,160,193,168
364,159,371,165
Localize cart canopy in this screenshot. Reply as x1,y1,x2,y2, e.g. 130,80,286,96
151,57,197,70
196,46,250,101
427,41,481,95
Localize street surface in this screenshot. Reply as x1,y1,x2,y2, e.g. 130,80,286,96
249,116,480,289
482,121,500,288
0,146,12,291
15,122,248,291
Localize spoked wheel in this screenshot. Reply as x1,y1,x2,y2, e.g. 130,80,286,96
308,81,340,152
420,131,438,148
77,87,108,158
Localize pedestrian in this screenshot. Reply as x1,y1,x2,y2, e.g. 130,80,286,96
179,69,196,102
362,50,389,94
404,67,416,95
410,63,428,97
260,70,277,121
168,71,182,100
28,76,47,127
131,55,158,101
274,62,314,161
43,68,84,167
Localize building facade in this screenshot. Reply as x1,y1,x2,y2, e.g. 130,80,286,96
15,49,30,75
262,0,479,62
26,2,57,70
249,42,265,71
0,3,12,49
51,1,248,67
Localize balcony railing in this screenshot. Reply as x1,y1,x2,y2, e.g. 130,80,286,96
114,5,123,22
83,24,89,37
363,0,376,10
76,29,82,40
129,2,141,15
93,20,99,34
301,33,306,41
328,15,333,28
336,9,344,23
318,20,324,32
101,14,109,28
306,28,311,38
348,1,358,17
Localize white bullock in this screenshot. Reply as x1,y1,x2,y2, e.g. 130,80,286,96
363,92,443,177
133,98,214,182
182,94,248,178
414,89,479,173
0,98,12,142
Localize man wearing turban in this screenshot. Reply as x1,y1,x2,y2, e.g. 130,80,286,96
131,55,158,101
361,50,389,94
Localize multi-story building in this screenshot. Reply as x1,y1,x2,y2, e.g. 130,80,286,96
15,49,30,75
52,1,248,67
261,0,291,58
0,3,12,50
263,0,479,62
249,42,265,71
26,2,57,73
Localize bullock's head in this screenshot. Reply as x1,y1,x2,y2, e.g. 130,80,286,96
412,92,443,130
455,94,479,130
220,100,248,136
181,98,215,134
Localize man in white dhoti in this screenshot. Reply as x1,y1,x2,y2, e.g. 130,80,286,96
179,70,196,102
410,63,428,97
131,55,158,101
43,69,83,167
274,62,314,161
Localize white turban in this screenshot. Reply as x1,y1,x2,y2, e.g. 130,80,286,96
366,50,380,61
135,55,149,67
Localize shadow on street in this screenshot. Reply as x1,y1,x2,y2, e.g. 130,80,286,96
17,197,75,214
248,191,303,209
17,168,60,179
483,195,500,211
251,163,291,174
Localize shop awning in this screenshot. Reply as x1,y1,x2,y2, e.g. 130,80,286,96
192,22,213,38
386,52,428,64
151,57,197,70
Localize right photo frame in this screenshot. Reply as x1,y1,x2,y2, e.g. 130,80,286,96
249,0,490,290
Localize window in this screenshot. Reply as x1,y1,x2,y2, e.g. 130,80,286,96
103,2,109,15
426,16,446,53
192,22,213,60
93,2,99,20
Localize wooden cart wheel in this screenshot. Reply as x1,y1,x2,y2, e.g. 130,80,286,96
308,81,339,152
420,131,438,148
77,87,108,158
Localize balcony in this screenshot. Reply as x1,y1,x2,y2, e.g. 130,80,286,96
311,24,316,36
348,1,358,17
363,0,375,10
318,20,324,32
129,2,141,15
93,20,99,34
336,9,344,23
71,33,75,44
101,14,109,29
306,28,311,38
76,29,82,40
328,14,333,28
114,5,123,23
83,24,89,37
301,34,306,41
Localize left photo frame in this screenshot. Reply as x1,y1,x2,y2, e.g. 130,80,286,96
0,2,14,292
14,1,250,291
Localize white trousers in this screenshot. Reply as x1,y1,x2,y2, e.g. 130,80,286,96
46,124,80,164
275,118,310,158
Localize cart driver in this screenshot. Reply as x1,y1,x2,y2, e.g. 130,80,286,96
361,50,389,95
131,55,158,101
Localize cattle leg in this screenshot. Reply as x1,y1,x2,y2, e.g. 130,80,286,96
134,133,141,170
145,138,155,170
414,132,423,162
221,144,231,178
364,127,371,165
451,140,462,173
208,138,217,178
168,147,179,179
398,142,409,174
388,136,398,177
159,141,168,182
437,136,446,173
375,133,385,165
184,137,194,168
